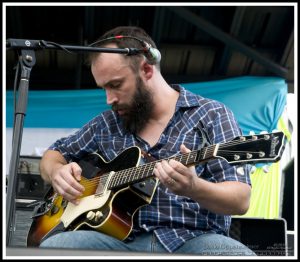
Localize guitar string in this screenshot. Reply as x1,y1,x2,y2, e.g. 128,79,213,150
80,137,272,190
51,136,279,200
80,151,235,190
80,153,197,190
78,136,277,190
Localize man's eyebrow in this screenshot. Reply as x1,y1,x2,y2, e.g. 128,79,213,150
102,78,123,88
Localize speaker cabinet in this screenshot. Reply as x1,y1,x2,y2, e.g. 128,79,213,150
281,158,294,231
15,156,50,206
230,217,288,256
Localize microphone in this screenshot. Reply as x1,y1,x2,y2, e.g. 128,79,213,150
141,41,161,65
89,35,162,65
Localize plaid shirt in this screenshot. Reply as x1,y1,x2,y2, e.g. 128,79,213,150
49,85,251,252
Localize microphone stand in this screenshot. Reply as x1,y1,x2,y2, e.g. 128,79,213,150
5,39,141,246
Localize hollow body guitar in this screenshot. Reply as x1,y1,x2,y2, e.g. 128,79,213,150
27,131,285,247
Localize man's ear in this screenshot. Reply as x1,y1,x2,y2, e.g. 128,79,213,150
140,61,154,80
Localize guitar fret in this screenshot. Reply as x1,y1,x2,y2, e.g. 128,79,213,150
142,164,149,179
119,170,126,185
133,166,141,182
179,154,183,163
111,172,118,188
185,153,190,165
125,169,132,184
117,171,121,183
148,163,155,177
139,165,147,180
188,152,196,165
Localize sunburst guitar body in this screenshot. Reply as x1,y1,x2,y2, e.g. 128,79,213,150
27,131,285,247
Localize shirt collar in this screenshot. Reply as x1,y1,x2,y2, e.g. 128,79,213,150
115,84,201,137
171,84,202,109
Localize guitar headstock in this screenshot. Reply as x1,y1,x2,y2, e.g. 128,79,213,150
216,131,286,165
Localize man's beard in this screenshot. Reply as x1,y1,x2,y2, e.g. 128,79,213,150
112,76,154,134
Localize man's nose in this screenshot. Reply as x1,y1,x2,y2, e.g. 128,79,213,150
106,89,118,105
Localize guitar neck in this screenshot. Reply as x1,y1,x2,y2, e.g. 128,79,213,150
107,131,285,190
108,144,218,190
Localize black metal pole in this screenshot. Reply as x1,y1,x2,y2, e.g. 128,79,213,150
6,49,36,245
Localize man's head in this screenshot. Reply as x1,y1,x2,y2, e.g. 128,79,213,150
90,26,159,134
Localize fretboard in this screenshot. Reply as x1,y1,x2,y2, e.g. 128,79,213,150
108,144,217,190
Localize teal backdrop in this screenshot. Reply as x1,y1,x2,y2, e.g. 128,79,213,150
6,76,287,135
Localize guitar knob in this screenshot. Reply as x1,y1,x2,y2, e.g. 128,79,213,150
95,211,104,220
86,211,96,220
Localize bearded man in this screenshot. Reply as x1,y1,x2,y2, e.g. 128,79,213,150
38,26,255,256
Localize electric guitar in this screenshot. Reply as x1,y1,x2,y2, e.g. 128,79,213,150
27,131,285,247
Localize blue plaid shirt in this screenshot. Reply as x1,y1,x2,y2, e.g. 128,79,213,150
49,85,251,252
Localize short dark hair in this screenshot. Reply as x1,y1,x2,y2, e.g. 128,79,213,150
87,26,160,71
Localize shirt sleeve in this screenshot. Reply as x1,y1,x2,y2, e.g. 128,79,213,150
197,101,252,185
48,116,101,162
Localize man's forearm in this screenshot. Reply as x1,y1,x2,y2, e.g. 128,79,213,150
191,179,251,215
39,150,67,183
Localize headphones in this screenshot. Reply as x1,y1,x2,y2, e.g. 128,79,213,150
89,35,161,65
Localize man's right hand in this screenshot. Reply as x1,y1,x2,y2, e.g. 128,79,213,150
50,162,85,205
